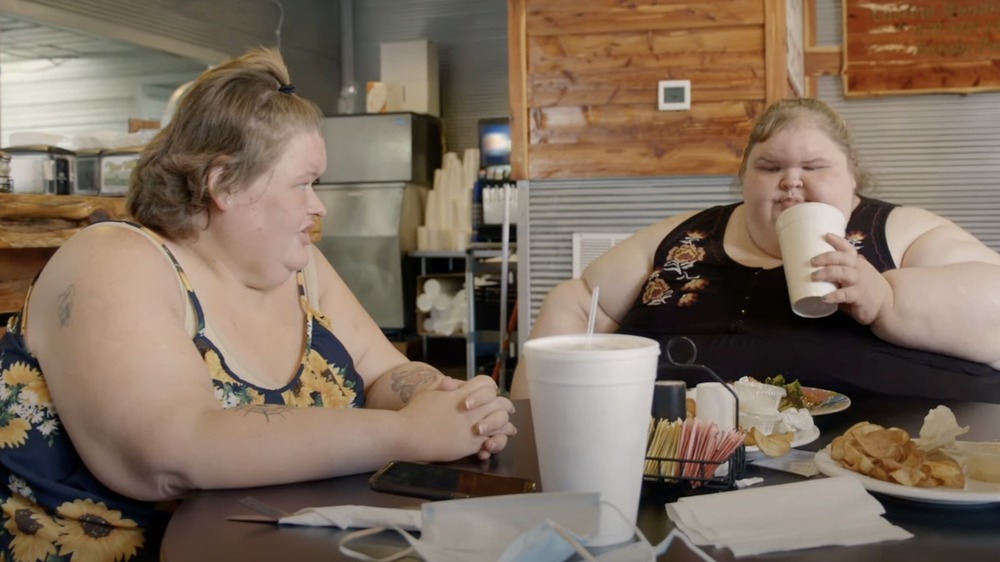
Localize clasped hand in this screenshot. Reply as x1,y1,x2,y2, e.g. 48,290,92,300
810,233,892,326
404,375,517,461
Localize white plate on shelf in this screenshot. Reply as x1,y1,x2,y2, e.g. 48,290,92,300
746,425,821,454
813,446,1000,506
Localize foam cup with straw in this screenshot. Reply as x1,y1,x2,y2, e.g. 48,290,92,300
524,297,659,546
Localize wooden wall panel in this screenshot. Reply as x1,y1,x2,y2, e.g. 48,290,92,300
509,0,529,183
0,193,326,314
525,0,764,35
0,248,55,315
511,0,787,180
530,101,762,145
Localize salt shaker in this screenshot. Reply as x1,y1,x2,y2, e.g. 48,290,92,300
694,382,737,431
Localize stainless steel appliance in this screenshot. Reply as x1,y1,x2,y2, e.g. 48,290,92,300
73,149,101,195
315,112,442,332
4,145,75,194
0,151,11,193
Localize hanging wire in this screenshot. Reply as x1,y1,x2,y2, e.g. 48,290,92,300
270,1,285,51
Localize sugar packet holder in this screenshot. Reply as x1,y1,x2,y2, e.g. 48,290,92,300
644,336,746,490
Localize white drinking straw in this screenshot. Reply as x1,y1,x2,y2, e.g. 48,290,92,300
586,286,600,344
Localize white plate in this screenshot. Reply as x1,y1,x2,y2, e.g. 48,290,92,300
746,425,820,454
687,386,852,417
800,387,851,416
813,446,1000,506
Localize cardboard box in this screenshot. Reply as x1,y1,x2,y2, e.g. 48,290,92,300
365,81,405,113
380,39,439,116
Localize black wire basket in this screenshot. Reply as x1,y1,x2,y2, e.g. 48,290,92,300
643,336,746,490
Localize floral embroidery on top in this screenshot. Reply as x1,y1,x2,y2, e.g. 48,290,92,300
846,231,866,251
662,231,707,281
681,279,708,292
641,231,708,306
641,274,673,305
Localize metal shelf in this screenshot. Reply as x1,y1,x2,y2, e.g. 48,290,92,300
465,242,516,390
410,243,517,390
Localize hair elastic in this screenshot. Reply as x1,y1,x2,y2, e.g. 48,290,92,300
278,84,296,94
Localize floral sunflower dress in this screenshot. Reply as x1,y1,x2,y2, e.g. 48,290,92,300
0,221,365,562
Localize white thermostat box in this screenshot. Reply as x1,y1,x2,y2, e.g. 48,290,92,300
657,79,691,111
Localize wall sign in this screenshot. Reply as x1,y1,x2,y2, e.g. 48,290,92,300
843,0,1000,97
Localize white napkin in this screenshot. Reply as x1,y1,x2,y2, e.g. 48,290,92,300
279,505,421,531
665,476,912,557
751,449,821,477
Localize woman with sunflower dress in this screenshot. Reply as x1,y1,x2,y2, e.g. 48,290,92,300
0,48,515,562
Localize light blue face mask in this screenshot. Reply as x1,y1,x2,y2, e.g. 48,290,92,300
338,492,715,562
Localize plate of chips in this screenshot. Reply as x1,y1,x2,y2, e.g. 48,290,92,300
814,446,1000,505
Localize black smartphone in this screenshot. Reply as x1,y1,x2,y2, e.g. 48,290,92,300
369,461,537,500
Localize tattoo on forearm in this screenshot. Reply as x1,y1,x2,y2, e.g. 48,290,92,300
389,363,440,404
236,404,294,422
56,285,75,327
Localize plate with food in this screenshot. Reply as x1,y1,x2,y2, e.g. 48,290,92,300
814,446,1000,506
799,387,851,416
813,409,1000,506
761,375,851,416
745,425,820,456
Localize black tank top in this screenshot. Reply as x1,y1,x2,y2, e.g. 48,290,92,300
617,197,1000,403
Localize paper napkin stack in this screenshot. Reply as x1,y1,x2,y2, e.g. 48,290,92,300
666,476,912,557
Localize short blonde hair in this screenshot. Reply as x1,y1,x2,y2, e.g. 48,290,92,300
737,98,872,192
128,47,323,240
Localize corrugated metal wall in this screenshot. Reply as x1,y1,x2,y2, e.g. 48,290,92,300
1,51,206,144
816,0,1000,252
0,0,509,152
518,177,738,338
0,0,315,60
351,0,509,152
520,0,1000,343
0,0,341,113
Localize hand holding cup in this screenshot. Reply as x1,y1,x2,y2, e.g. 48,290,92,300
776,202,848,318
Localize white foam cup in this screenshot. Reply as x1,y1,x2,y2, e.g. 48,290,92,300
524,333,659,546
775,202,848,318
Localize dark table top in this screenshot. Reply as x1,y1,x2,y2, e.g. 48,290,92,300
162,394,1000,562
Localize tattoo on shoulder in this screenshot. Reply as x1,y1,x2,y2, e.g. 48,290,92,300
236,404,295,422
56,285,76,327
389,363,439,404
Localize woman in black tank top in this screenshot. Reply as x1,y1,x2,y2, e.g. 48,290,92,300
513,98,1000,404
